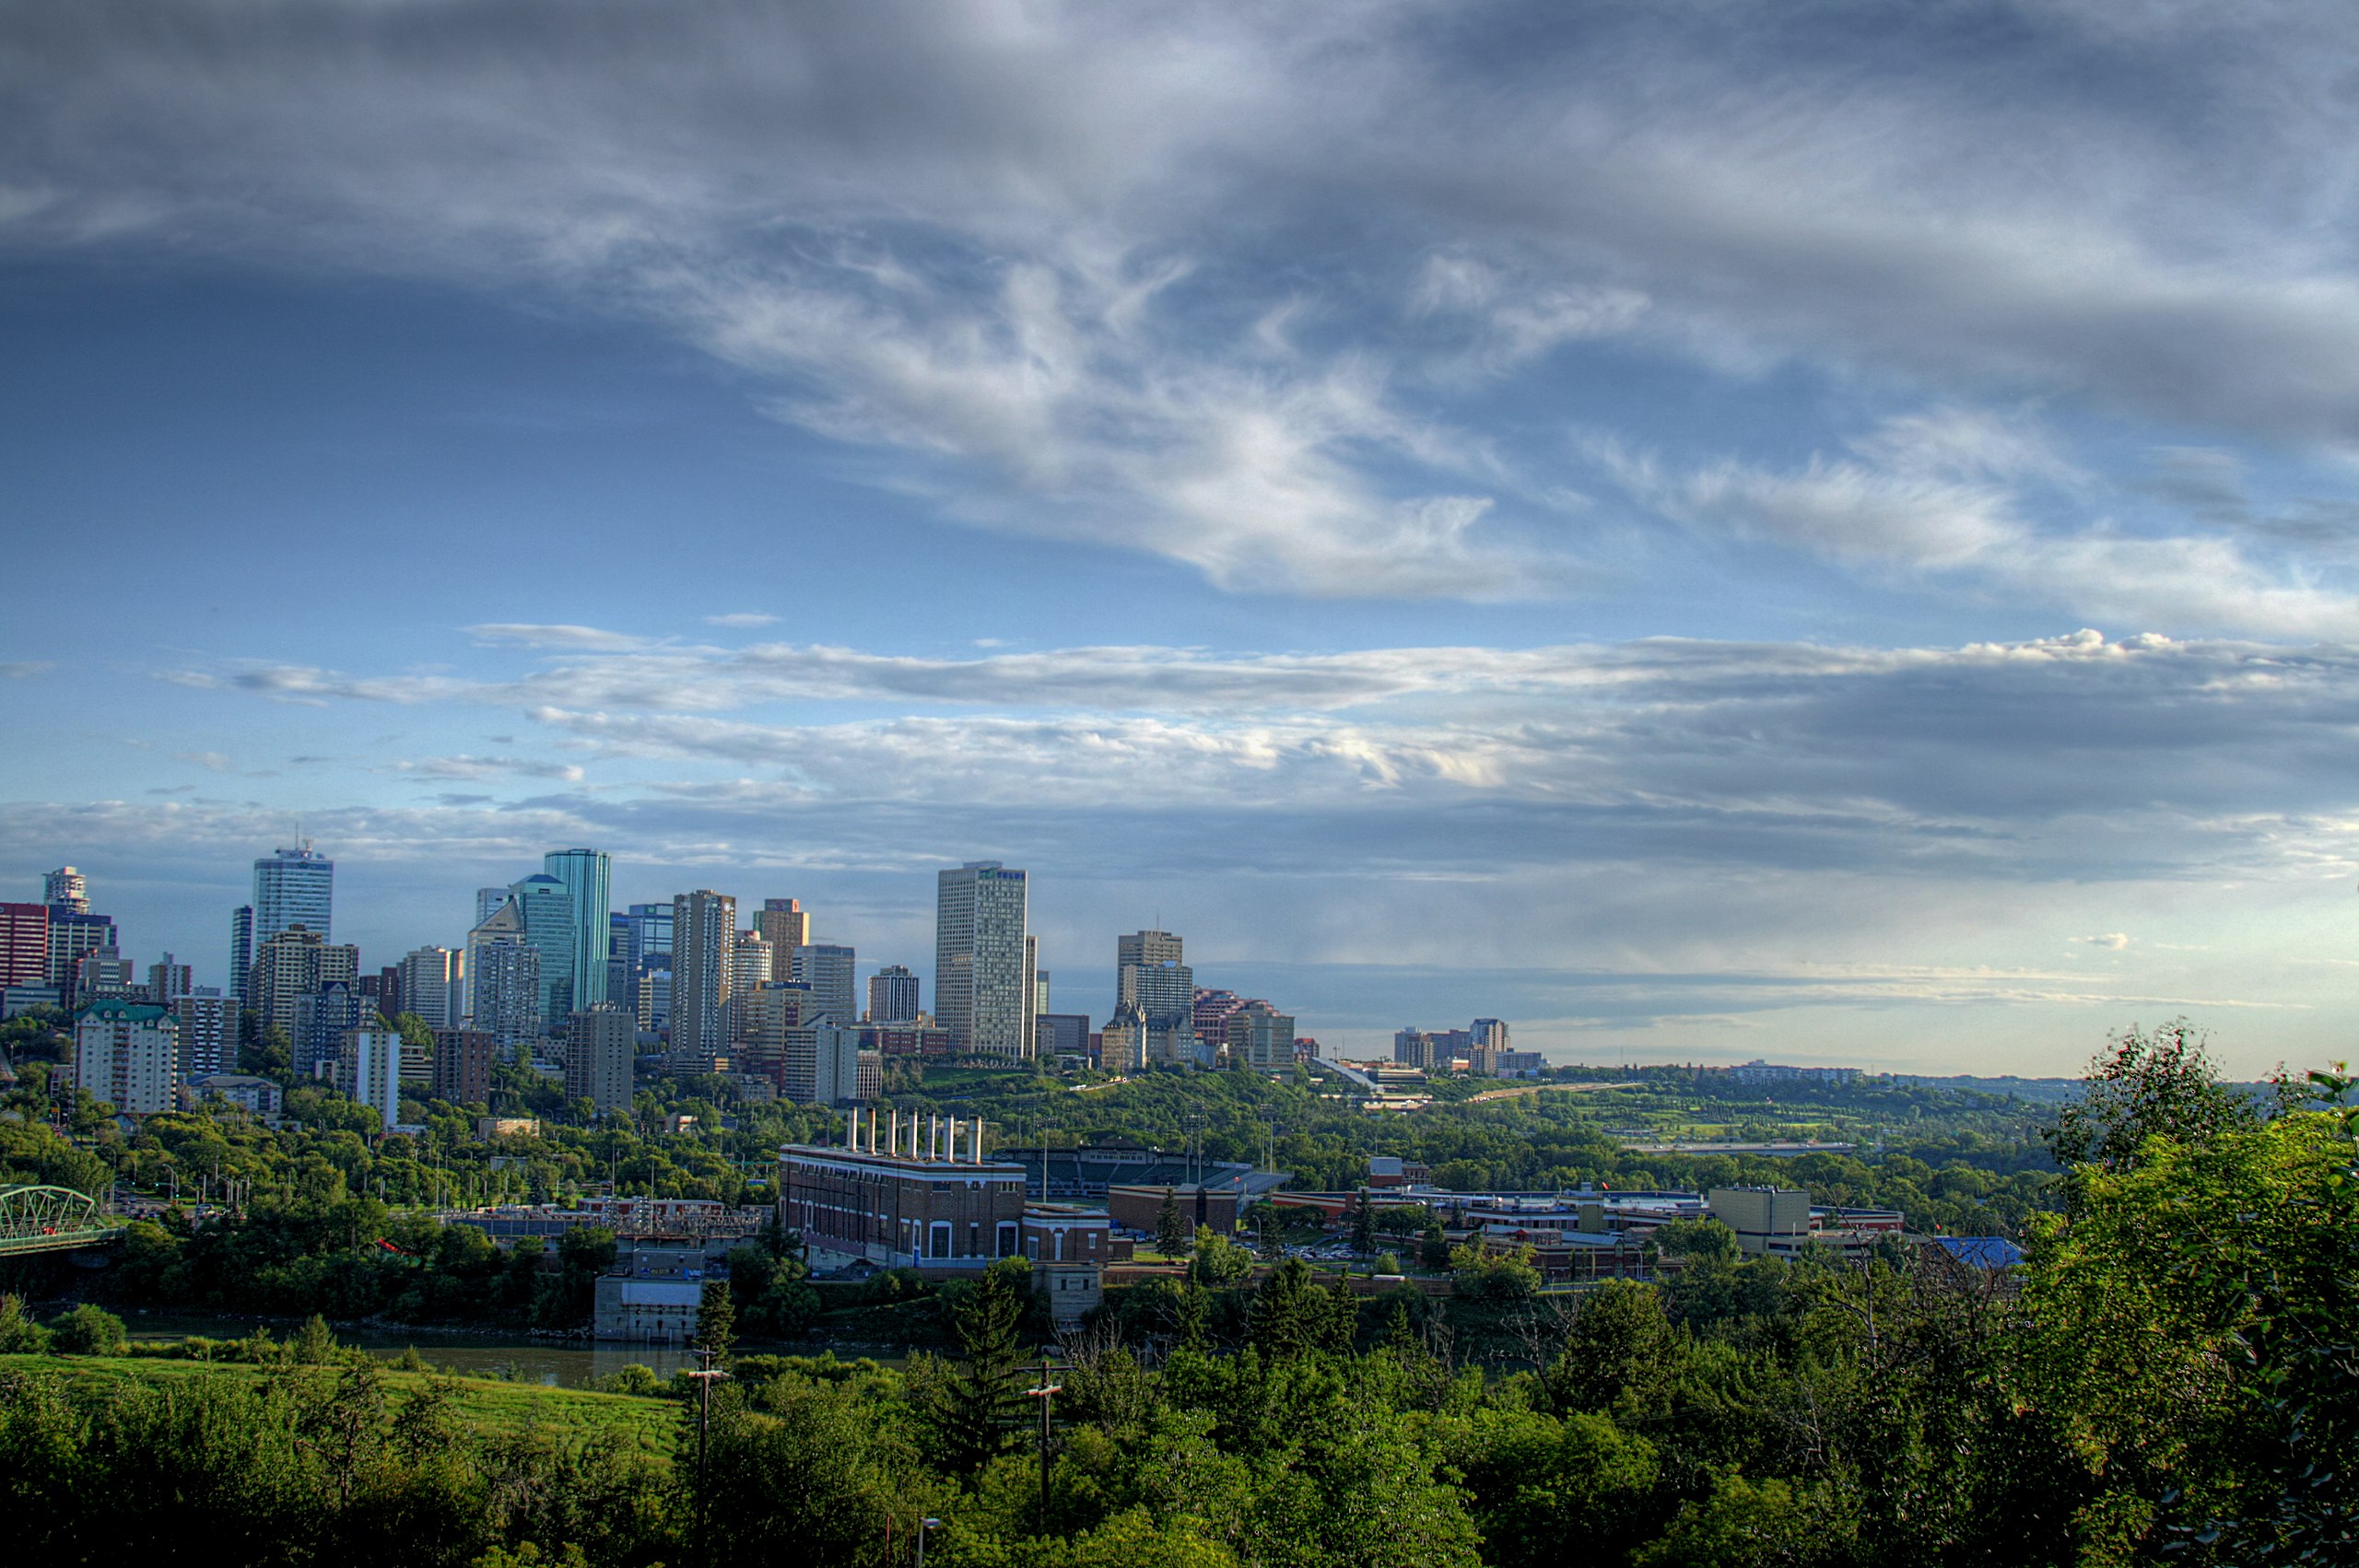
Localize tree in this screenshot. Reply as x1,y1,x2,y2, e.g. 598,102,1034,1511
1636,1472,1858,1567
241,1024,294,1084
1156,1191,1191,1260
1188,1225,1254,1288
1420,1223,1450,1271
697,1278,736,1363
2047,1019,2257,1203
699,1375,944,1568
1349,1190,1378,1254
2025,1079,2359,1562
1246,1258,1353,1358
1449,1240,1541,1302
1547,1279,1681,1424
918,1258,1031,1473
1451,1407,1661,1568
1651,1217,1740,1265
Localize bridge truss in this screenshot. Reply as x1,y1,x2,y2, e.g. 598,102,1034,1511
0,1184,123,1258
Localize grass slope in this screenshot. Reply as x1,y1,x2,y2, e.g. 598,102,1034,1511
0,1353,679,1464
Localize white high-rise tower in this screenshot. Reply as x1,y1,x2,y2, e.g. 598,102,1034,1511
935,862,1031,1060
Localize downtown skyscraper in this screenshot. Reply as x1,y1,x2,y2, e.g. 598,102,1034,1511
252,844,334,945
670,889,736,1058
934,861,1032,1060
541,848,611,1012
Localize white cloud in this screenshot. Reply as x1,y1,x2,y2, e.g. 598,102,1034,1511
150,625,2359,895
463,624,651,650
702,613,779,628
2073,932,2132,951
1599,410,2359,638
23,6,2359,604
172,751,230,772
389,755,586,783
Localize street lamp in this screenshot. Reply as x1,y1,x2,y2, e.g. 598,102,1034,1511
914,1516,943,1568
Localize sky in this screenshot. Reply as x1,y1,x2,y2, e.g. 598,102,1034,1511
7,1,2359,1075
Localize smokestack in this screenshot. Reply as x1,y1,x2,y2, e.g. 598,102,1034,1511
971,1119,983,1164
928,1114,939,1161
948,1117,960,1164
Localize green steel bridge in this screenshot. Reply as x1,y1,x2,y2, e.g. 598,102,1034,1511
0,1185,124,1258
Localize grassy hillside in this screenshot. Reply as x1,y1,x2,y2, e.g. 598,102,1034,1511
0,1352,680,1464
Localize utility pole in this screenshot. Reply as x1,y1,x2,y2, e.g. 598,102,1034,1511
683,1342,731,1563
1025,1356,1062,1538
913,1515,942,1568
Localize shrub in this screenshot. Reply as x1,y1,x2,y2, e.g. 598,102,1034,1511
48,1304,128,1356
0,1293,53,1353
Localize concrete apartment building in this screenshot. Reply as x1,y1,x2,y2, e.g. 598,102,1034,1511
337,1026,405,1128
168,989,232,1081
467,902,542,1046
731,980,807,1085
670,890,736,1058
565,1004,636,1115
431,1028,495,1105
780,1110,1026,1272
398,946,467,1030
0,901,48,989
754,897,809,983
793,942,857,1025
248,925,359,1042
73,999,178,1115
1225,1000,1297,1073
781,1019,863,1106
866,964,920,1023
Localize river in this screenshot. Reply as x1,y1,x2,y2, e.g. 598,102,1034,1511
113,1309,708,1388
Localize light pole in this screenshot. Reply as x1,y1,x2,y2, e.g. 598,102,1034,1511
1025,1357,1062,1538
683,1343,731,1563
914,1515,942,1568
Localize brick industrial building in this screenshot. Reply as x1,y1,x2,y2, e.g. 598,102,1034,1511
780,1109,1027,1274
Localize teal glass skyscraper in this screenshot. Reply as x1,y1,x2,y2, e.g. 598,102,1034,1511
508,873,578,1026
541,848,611,1012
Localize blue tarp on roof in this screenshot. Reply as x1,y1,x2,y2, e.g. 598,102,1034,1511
1936,1235,2025,1269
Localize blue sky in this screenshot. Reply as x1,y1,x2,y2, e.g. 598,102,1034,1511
9,1,2359,1073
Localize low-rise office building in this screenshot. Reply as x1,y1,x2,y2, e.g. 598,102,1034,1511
187,1071,285,1125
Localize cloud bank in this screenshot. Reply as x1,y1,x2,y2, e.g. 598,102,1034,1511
8,2,2359,617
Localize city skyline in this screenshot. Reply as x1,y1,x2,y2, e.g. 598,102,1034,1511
12,6,2359,1076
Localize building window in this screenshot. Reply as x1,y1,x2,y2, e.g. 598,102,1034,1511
931,1222,951,1259
996,1222,1016,1258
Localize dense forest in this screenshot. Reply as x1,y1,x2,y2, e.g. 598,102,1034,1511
1,1023,2353,1565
